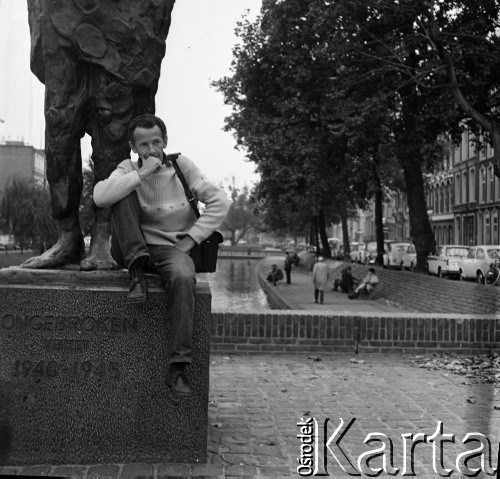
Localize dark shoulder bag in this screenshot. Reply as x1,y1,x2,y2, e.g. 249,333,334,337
170,154,224,273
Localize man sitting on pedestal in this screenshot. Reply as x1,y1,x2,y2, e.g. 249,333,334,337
93,114,229,399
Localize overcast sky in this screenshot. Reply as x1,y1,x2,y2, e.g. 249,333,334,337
0,0,262,187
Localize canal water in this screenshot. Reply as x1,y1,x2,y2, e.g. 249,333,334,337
197,258,271,310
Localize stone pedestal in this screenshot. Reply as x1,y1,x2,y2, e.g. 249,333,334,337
0,268,210,466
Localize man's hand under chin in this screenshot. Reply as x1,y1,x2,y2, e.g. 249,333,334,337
138,156,162,179
175,235,196,253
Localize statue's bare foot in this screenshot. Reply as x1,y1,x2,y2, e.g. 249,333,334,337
21,231,84,269
80,252,118,271
80,222,118,271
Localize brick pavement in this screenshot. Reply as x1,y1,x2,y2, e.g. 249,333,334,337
2,353,499,478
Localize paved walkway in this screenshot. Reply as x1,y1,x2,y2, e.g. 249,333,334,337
260,256,406,313
2,354,499,478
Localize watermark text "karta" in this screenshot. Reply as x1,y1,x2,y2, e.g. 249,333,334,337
297,417,497,476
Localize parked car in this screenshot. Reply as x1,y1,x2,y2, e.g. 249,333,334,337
349,242,366,263
401,244,417,270
427,245,470,279
458,245,500,283
363,240,393,264
383,242,411,269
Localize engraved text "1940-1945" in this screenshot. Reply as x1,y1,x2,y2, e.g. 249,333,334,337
12,360,121,380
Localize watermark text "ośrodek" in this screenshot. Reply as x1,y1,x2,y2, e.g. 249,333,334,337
297,417,497,476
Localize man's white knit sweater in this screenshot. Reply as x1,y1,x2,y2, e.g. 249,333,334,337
93,154,230,246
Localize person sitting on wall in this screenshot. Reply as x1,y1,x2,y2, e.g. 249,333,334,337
332,265,355,293
266,264,284,286
348,267,379,299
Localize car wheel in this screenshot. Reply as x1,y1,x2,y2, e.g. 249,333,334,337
459,269,466,281
477,271,485,284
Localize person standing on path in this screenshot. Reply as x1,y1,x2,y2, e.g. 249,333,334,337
284,251,293,284
312,256,328,304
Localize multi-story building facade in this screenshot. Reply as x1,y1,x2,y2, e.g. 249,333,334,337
332,129,500,249
451,131,500,246
0,140,46,196
0,140,46,238
425,141,455,246
428,131,500,247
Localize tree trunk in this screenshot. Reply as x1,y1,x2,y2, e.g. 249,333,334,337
398,45,436,273
401,153,435,272
374,174,385,266
309,219,315,249
341,215,350,258
314,217,320,254
317,208,331,258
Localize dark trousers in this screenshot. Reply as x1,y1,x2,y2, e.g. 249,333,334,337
314,289,324,304
285,269,291,284
110,191,196,365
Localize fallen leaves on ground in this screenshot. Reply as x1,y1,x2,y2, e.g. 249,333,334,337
350,358,366,364
410,353,500,386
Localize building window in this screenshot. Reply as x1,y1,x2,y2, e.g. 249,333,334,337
487,143,493,159
468,133,476,159
455,174,461,204
493,211,499,244
485,213,491,245
480,168,486,203
489,166,495,202
479,140,486,160
461,131,468,161
469,168,475,201
461,171,467,204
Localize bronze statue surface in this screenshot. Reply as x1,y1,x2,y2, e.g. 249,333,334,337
23,0,176,270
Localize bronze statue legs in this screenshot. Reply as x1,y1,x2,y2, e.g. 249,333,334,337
22,52,155,270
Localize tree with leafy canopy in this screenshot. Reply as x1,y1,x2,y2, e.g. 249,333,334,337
214,0,388,258
1,176,59,252
220,180,261,245
416,0,500,179
314,0,467,270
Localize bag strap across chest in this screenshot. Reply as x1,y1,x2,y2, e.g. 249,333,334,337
169,153,201,219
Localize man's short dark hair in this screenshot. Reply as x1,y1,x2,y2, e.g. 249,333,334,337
369,267,376,273
128,114,167,144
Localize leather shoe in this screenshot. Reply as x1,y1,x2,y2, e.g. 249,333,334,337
166,364,192,399
127,276,147,303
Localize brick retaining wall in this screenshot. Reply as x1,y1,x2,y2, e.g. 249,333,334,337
334,263,500,315
211,310,500,354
